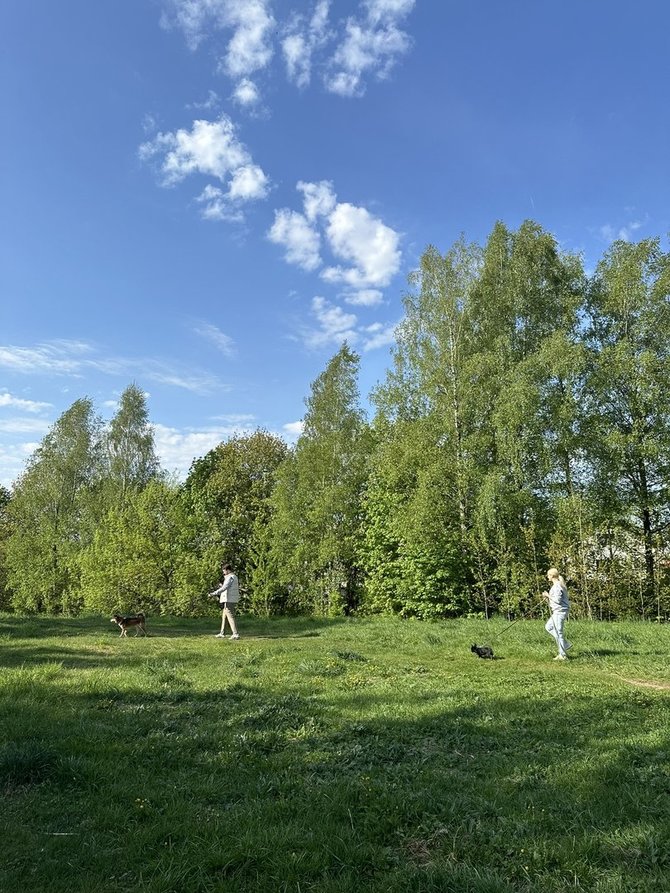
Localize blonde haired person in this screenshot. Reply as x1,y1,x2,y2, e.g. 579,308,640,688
542,568,572,660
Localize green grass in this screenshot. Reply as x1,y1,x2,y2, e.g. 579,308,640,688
1,613,669,893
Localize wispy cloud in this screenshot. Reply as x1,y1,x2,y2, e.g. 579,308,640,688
325,0,415,97
0,391,52,413
139,114,269,220
161,0,274,99
282,419,304,440
0,440,40,489
159,0,416,101
0,417,52,435
232,77,261,107
282,0,331,89
0,341,93,375
303,296,359,349
188,89,221,111
598,217,646,243
361,319,399,351
0,340,227,395
268,180,401,302
153,420,255,479
193,322,237,357
299,299,399,353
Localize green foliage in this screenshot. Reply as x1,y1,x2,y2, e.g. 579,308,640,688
1,226,669,622
101,382,159,508
264,344,372,614
4,399,101,614
0,487,11,611
79,480,211,617
184,429,290,609
583,238,670,611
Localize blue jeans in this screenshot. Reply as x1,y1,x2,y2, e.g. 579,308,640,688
545,609,569,657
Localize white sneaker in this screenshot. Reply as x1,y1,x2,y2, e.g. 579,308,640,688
230,634,240,640
215,633,226,638
553,654,568,661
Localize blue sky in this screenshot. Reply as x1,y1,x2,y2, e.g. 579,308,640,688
2,0,669,487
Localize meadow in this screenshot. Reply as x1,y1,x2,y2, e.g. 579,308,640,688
1,613,669,893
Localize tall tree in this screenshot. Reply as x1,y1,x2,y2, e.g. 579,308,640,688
5,399,101,613
584,237,670,614
102,383,159,507
267,344,371,614
363,238,482,616
80,480,205,616
364,222,586,617
0,486,11,611
184,429,289,591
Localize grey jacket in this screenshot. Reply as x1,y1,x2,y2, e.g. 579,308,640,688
548,580,569,612
213,572,240,604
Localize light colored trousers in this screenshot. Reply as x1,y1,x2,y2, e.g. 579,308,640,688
220,602,239,636
545,609,569,657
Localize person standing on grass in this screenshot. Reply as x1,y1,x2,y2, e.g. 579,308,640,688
542,567,572,660
210,563,241,640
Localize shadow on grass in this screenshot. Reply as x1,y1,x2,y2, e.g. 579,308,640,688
0,613,346,640
2,655,669,893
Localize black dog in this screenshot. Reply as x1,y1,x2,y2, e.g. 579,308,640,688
471,643,494,659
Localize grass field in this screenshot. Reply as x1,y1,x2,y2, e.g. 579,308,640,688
1,613,669,893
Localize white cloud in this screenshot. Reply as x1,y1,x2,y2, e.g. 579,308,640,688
0,391,52,413
193,322,237,357
211,413,256,424
325,0,415,97
145,369,226,394
297,179,336,222
0,440,40,489
232,77,260,106
343,288,383,306
322,201,401,288
0,417,52,435
599,219,645,243
282,0,331,89
219,0,274,79
0,340,226,395
162,0,274,95
228,163,269,201
188,89,221,110
153,420,254,480
160,0,415,101
365,0,416,24
140,115,248,185
140,114,269,219
196,184,244,222
362,319,399,351
304,296,359,348
270,181,401,292
268,209,321,271
282,420,304,440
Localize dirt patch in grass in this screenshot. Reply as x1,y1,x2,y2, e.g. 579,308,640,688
615,675,670,691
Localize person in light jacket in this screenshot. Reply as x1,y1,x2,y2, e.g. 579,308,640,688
210,563,241,639
542,567,572,660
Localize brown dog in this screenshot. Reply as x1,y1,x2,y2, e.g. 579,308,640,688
110,612,147,637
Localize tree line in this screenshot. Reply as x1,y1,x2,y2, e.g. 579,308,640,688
2,220,669,620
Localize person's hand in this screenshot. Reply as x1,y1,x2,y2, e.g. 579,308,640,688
541,590,549,600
